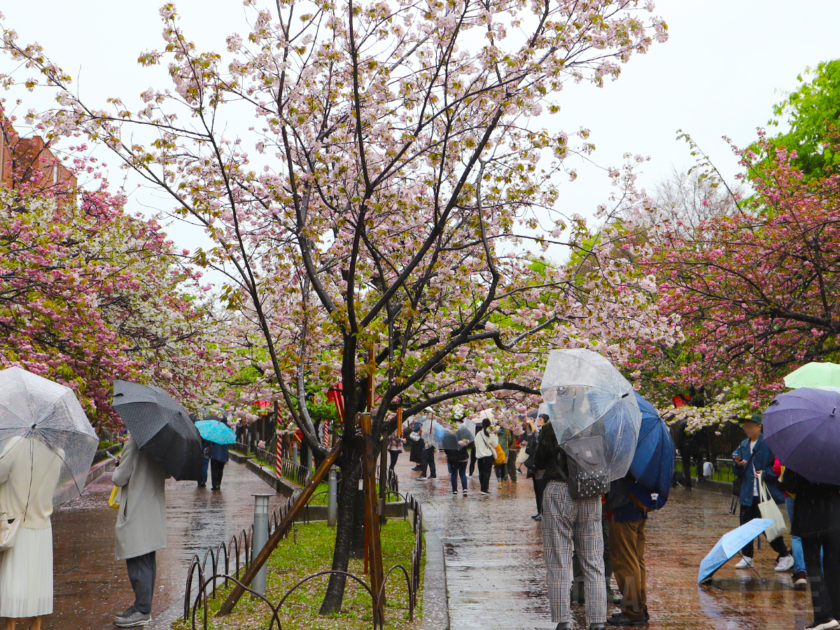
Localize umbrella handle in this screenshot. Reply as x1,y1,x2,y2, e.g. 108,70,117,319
737,552,767,585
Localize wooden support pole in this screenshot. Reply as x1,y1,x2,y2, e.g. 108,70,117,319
359,412,385,622
217,440,344,616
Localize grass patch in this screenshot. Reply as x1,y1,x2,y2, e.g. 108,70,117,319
173,519,423,630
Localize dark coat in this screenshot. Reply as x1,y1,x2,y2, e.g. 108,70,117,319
732,435,784,506
782,469,840,538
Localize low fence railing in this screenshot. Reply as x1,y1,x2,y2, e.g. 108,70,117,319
182,474,423,630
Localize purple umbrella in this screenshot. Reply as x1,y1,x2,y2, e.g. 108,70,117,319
762,388,840,485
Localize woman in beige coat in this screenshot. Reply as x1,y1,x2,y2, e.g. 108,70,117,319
112,437,167,628
0,436,64,630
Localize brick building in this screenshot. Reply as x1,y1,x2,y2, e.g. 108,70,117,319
0,104,77,191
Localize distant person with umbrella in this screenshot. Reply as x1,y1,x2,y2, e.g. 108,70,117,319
0,368,99,630
195,416,235,491
111,381,204,628
732,414,793,572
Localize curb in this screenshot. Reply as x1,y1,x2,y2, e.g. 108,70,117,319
419,530,450,630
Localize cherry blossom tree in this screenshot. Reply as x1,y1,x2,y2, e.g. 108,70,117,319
0,115,231,427
636,132,840,431
1,0,675,611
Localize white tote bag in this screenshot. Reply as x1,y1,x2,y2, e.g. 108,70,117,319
758,478,788,541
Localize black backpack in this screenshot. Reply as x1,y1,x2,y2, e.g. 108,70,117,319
562,435,610,500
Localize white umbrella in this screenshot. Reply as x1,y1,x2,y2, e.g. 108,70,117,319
0,367,99,505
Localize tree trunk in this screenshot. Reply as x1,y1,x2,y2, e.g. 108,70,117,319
318,454,362,615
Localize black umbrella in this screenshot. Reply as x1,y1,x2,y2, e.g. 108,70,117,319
112,381,203,481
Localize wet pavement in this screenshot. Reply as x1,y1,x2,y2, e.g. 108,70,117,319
394,453,813,630
49,460,283,630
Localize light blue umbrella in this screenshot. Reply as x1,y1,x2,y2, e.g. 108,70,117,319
195,420,237,445
698,518,775,583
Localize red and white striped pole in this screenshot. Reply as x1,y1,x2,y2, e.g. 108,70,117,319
274,401,282,478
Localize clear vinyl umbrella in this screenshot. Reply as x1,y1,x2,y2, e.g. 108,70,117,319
540,349,641,482
0,367,99,505
433,421,476,450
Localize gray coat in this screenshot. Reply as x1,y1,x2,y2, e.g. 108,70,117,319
112,438,167,560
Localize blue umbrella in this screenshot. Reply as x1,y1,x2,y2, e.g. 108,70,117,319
195,420,237,445
629,393,675,499
763,388,840,485
698,518,775,583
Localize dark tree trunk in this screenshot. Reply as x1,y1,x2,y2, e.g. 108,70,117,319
318,454,362,615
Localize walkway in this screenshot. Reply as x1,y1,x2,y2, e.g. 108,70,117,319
393,452,813,630
49,460,283,630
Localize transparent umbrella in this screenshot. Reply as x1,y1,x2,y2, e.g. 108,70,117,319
0,367,99,506
540,349,641,481
433,421,476,450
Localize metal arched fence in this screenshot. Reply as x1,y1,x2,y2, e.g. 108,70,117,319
182,481,424,630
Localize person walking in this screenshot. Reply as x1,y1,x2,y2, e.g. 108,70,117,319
112,436,168,628
474,418,499,496
419,418,437,481
732,414,793,572
536,421,607,630
524,414,547,520
782,467,840,630
605,477,648,627
494,423,511,486
774,458,807,588
388,428,404,473
467,420,481,477
0,436,64,630
506,427,520,483
408,421,425,472
444,428,470,496
209,438,229,491
197,439,211,489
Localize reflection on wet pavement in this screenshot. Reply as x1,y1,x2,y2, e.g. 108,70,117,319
49,461,282,630
395,454,812,630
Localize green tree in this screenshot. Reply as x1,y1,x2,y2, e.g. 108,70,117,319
767,59,840,179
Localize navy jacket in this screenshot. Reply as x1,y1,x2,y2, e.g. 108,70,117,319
732,435,784,506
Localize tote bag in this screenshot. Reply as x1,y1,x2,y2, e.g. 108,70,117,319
758,478,787,541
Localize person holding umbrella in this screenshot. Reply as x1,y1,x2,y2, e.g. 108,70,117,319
194,416,235,491
441,418,474,496
110,381,204,627
782,467,840,630
731,414,793,572
0,368,99,630
112,437,167,627
763,386,840,630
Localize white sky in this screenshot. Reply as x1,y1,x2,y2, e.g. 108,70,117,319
2,0,840,279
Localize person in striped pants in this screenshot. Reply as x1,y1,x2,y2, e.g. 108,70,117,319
536,422,607,630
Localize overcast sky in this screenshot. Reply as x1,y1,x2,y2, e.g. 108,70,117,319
3,0,839,273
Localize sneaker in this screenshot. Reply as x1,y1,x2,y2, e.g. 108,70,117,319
411,466,423,471
463,490,468,496
114,610,151,627
533,514,542,521
453,490,458,495
531,514,541,520
418,476,428,480
806,621,840,630
775,555,794,572
607,613,646,626
480,491,490,496
735,556,754,569
115,607,135,620
555,624,571,630
429,475,437,479
606,587,623,606
794,571,808,590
